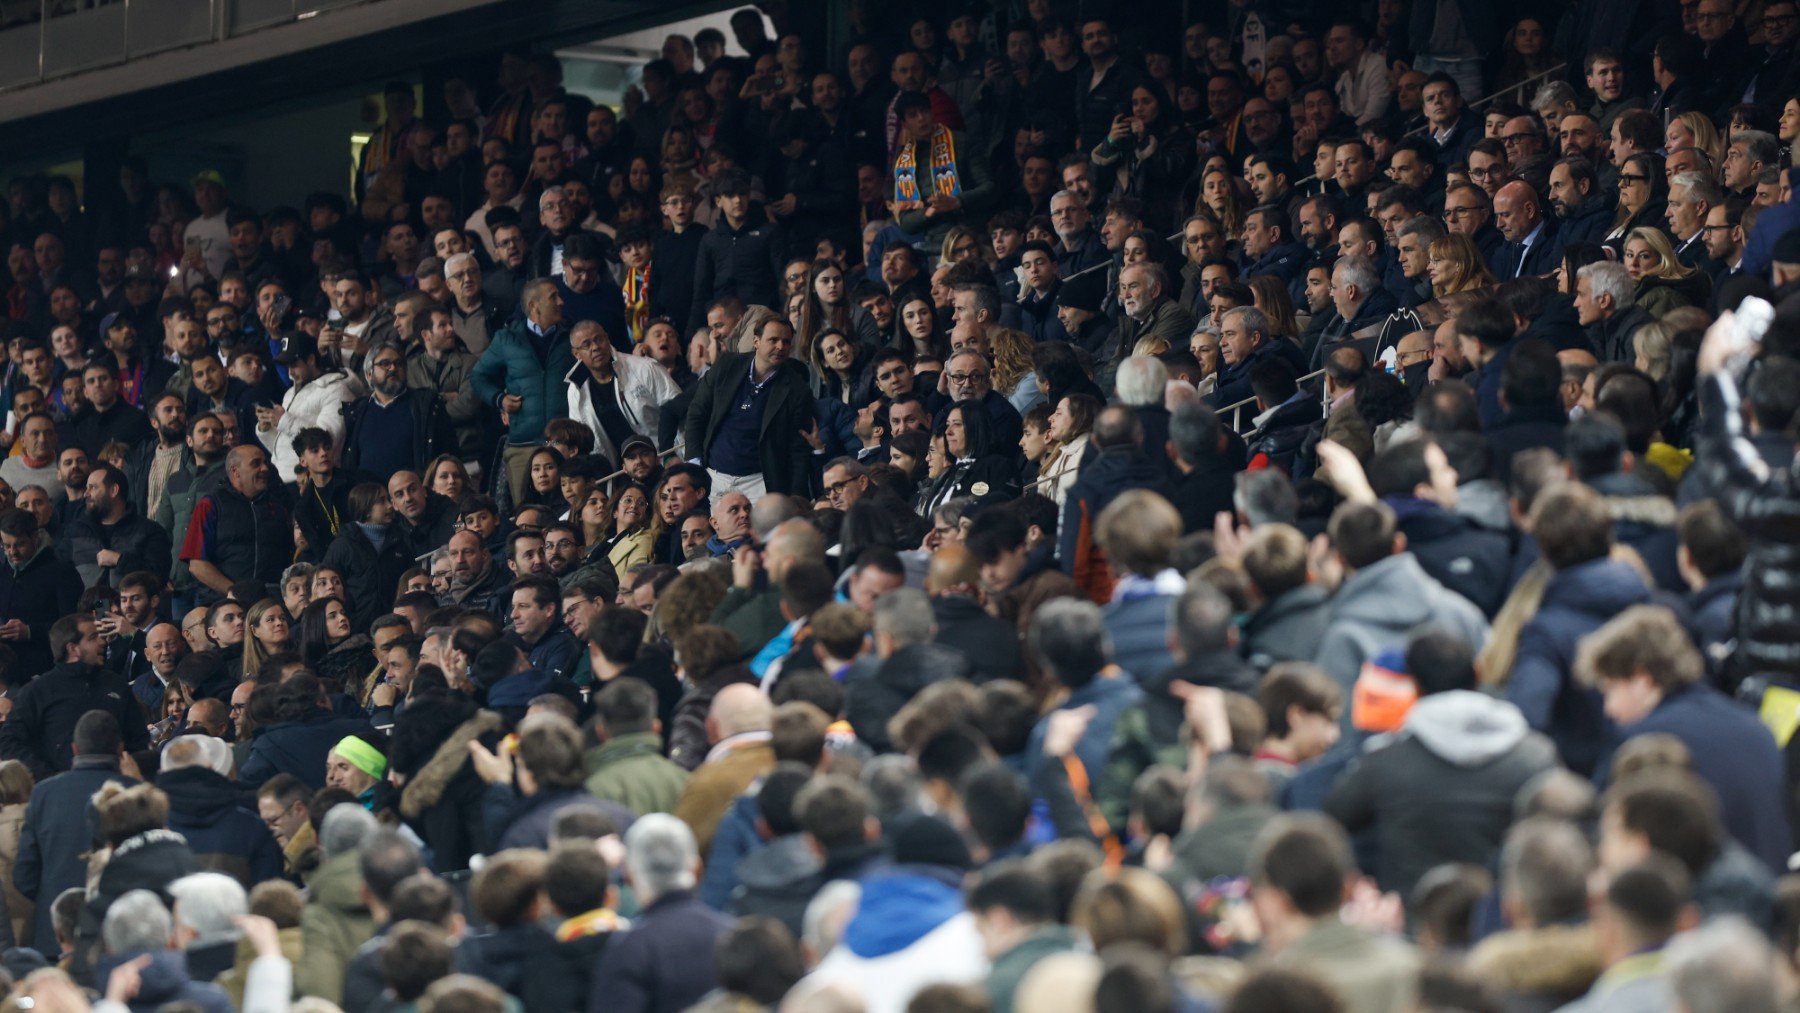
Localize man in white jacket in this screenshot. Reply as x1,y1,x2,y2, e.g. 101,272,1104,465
254,333,366,486
565,320,680,466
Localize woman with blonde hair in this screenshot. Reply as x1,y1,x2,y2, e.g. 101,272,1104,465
1622,226,1710,315
1665,112,1722,169
1248,274,1300,337
1197,166,1248,237
242,598,293,682
1426,233,1497,298
939,226,983,265
1633,319,1678,383
990,327,1043,414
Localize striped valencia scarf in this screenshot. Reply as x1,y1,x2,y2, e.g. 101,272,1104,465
893,125,961,204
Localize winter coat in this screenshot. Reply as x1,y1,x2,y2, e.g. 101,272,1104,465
668,664,760,771
159,766,283,889
339,388,458,477
675,741,775,857
0,802,27,948
320,523,411,633
1617,683,1792,872
456,921,564,1009
297,846,375,1004
931,594,1019,682
986,927,1078,1013
0,537,82,677
471,318,576,446
692,217,784,316
1269,917,1421,1013
1634,270,1712,318
892,130,997,253
94,949,232,1013
1325,691,1558,896
565,356,681,462
1058,447,1170,594
255,370,365,485
1590,471,1683,590
1389,498,1513,617
844,645,975,753
1024,676,1142,792
1487,402,1567,486
731,834,826,937
1099,651,1254,830
1243,584,1333,669
0,662,148,780
1313,553,1490,705
584,731,690,816
1101,579,1183,686
74,829,201,981
13,756,132,954
486,784,633,852
587,889,733,1013
394,703,502,872
1248,394,1321,474
154,455,226,593
1509,558,1651,777
1688,373,1800,686
1467,924,1603,1013
62,506,172,588
238,710,376,789
802,871,990,1013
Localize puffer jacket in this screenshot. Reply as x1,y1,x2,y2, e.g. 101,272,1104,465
1690,372,1800,687
470,318,576,446
255,369,363,484
1314,554,1490,708
297,846,375,1004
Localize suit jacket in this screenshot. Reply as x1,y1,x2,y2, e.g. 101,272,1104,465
682,352,817,496
1496,218,1563,281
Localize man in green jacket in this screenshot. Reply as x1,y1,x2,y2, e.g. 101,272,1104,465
471,279,573,503
969,861,1076,1013
584,678,688,816
153,412,228,614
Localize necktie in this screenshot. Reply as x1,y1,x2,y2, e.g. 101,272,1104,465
1514,241,1529,278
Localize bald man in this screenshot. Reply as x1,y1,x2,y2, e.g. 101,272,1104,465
927,543,1019,681
1395,330,1434,387
674,682,776,854
1493,181,1558,281
1431,318,1470,381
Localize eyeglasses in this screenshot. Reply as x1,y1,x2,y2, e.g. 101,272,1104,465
824,477,860,496
1467,167,1502,180
1501,133,1536,144
1618,173,1649,184
372,359,402,370
946,371,989,383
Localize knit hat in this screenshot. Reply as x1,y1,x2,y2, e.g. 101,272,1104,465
1056,270,1106,313
332,735,387,781
888,813,973,871
1773,227,1800,266
1352,647,1417,733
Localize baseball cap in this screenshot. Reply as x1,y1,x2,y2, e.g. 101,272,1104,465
191,169,226,189
273,331,317,364
620,434,657,459
124,262,160,284
1056,270,1106,313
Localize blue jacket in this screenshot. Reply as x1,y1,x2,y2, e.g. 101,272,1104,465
1617,683,1792,872
470,318,575,445
1103,585,1181,688
158,766,283,889
588,890,732,1013
1689,571,1743,657
1025,675,1143,783
1509,559,1651,776
1740,179,1799,277
1058,447,1170,574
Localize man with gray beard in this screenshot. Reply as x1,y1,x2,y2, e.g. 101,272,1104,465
341,342,457,477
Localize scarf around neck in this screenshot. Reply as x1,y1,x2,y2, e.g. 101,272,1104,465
894,125,961,204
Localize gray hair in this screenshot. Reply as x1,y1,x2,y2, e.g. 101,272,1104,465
1578,261,1633,309
1049,189,1080,210
861,753,922,819
1115,355,1168,407
1731,130,1780,168
1333,254,1380,300
624,812,699,902
319,804,378,860
1222,305,1271,340
1668,917,1782,1013
1671,171,1725,210
1498,817,1592,926
750,494,801,540
872,587,935,647
1028,598,1112,685
1397,216,1447,246
1122,261,1169,297
1172,582,1234,657
1531,80,1578,113
538,185,567,211
102,889,171,956
282,562,316,586
444,252,478,278
168,872,247,939
160,734,234,777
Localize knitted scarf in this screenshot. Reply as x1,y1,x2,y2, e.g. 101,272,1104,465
893,125,961,204
623,265,652,342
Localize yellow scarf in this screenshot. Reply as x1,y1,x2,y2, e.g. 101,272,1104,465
893,125,961,203
624,266,652,343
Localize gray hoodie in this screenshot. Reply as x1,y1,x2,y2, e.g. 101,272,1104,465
1314,553,1491,702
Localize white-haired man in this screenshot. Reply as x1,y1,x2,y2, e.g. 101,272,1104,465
590,814,733,1013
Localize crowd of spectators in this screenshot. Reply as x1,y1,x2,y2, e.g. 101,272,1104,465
0,0,1799,1010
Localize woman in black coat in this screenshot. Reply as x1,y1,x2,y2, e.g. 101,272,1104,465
299,596,376,700
923,399,1021,515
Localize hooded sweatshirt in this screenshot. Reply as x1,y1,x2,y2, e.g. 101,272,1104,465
1314,554,1491,710
1324,691,1558,896
802,871,989,1013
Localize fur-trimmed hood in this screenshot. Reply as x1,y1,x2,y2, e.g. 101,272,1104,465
397,708,503,820
1467,923,1602,1001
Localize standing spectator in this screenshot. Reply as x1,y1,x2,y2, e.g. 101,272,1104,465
157,735,283,889
65,463,172,589
256,332,366,487
319,483,410,633
0,507,82,676
473,279,575,504
340,343,456,479
0,613,147,779
692,170,782,315
179,445,294,604
565,320,680,464
588,814,733,1013
13,711,135,956
684,317,817,499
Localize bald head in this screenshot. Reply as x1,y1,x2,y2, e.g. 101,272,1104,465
225,445,271,497
1494,181,1544,242
765,519,824,580
709,683,772,740
926,543,981,595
